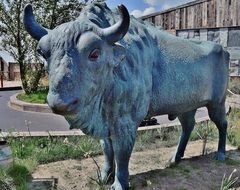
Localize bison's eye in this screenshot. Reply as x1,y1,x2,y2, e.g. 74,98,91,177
89,49,100,61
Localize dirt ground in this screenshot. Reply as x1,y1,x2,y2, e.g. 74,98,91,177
32,140,240,190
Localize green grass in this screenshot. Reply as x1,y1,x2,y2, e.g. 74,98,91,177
17,89,48,104
0,160,34,190
224,159,240,166
8,135,102,164
229,78,240,95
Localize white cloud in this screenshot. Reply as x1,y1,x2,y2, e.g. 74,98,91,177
143,7,156,15
131,0,194,18
131,10,143,18
144,0,194,10
131,7,156,18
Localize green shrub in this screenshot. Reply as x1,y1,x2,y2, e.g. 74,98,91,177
17,89,48,104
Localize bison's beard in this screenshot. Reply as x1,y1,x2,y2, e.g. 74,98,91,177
64,96,109,138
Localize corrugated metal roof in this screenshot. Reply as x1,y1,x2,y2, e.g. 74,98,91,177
0,51,15,64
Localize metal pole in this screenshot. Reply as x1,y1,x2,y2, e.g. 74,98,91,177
0,58,3,88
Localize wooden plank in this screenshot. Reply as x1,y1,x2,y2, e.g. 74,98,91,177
216,0,224,27
163,13,168,30
180,8,187,29
207,0,216,27
238,0,240,26
202,1,208,27
169,12,173,29
175,9,180,29
187,6,194,29
196,3,203,28
171,11,175,29
232,0,237,26
155,15,163,27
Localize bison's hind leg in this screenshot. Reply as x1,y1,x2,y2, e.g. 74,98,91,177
207,102,228,161
171,109,197,162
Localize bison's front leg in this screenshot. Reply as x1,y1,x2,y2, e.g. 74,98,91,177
100,138,114,183
110,124,137,190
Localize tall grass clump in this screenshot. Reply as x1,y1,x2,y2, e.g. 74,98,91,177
220,169,239,190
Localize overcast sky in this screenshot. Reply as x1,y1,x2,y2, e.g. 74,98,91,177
106,0,195,17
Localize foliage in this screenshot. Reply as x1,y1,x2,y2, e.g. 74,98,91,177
0,0,84,94
88,157,107,190
228,78,240,95
220,169,239,190
17,89,48,104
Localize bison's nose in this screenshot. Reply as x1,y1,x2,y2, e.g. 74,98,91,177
47,96,80,115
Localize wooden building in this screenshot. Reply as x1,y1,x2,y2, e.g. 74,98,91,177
0,56,9,80
142,0,240,31
0,53,20,81
142,0,240,76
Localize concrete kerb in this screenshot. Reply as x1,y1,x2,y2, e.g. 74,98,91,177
9,92,52,113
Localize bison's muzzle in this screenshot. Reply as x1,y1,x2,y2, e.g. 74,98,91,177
47,95,80,115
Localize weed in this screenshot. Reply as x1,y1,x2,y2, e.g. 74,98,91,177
157,126,181,147
220,169,239,190
135,130,156,151
194,121,217,155
88,157,107,190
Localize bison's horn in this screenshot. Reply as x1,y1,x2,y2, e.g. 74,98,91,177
102,4,130,44
23,4,48,41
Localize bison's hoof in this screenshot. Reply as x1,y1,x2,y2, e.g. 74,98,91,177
170,155,182,163
111,181,123,190
111,178,128,190
101,170,114,184
214,152,225,161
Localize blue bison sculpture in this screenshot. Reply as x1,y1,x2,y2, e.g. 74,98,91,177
24,2,229,189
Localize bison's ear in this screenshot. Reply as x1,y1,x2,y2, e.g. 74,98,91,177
112,43,126,67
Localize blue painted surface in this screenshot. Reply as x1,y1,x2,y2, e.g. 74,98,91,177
24,2,229,189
